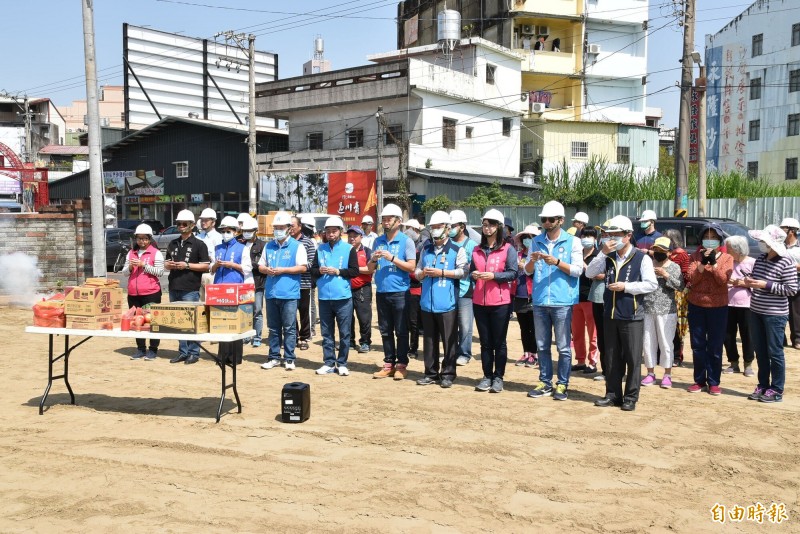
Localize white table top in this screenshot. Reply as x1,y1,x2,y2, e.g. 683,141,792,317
25,326,255,343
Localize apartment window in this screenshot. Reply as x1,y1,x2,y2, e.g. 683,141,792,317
174,161,188,178
571,141,588,158
752,33,763,57
747,161,759,179
793,23,800,46
466,126,474,139
617,146,630,164
749,119,760,141
522,141,533,160
502,117,512,137
789,113,800,136
443,118,457,149
791,70,800,92
486,64,497,85
385,124,402,145
750,77,762,100
347,128,364,148
787,157,798,180
308,132,323,150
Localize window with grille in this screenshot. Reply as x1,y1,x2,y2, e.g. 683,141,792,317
347,129,364,148
749,119,760,141
793,23,800,46
747,161,758,179
752,34,763,57
789,114,800,137
787,158,798,180
502,117,512,137
486,64,497,85
308,132,323,150
522,141,533,159
617,146,630,164
750,77,761,100
443,118,456,149
175,161,188,178
385,124,402,145
571,141,588,158
791,70,800,92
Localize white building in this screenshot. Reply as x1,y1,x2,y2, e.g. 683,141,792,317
705,0,800,182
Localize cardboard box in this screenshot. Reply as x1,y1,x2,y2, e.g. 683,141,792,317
209,304,252,334
205,283,255,306
63,286,124,316
257,212,279,237
149,302,209,334
66,313,121,330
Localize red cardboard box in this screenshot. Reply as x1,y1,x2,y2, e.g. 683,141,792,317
205,283,255,306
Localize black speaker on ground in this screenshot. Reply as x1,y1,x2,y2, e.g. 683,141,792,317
281,382,310,423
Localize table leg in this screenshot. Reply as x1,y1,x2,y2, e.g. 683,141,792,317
214,340,243,423
40,334,87,414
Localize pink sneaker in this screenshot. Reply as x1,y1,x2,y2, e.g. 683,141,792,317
708,385,722,396
687,383,705,393
660,375,673,389
640,374,656,387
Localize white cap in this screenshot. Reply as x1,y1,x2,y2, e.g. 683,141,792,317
780,217,800,229
362,215,374,224
573,211,589,224
429,211,450,226
272,211,292,227
403,219,421,230
539,200,565,218
449,209,468,225
176,209,195,222
199,208,217,220
237,213,250,223
482,208,505,223
241,216,258,230
134,224,153,236
325,216,345,229
219,216,239,229
640,209,658,221
519,224,541,237
601,215,634,233
380,204,403,218
300,214,315,227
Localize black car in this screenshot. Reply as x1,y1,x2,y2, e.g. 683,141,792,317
648,217,761,257
105,228,134,271
118,219,166,235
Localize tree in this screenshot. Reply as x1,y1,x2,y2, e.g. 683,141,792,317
421,194,453,214
459,181,535,212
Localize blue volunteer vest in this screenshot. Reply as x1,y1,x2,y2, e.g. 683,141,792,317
213,240,245,283
530,229,579,307
373,231,411,293
316,239,353,301
263,237,301,300
603,248,646,321
453,236,477,298
420,240,460,313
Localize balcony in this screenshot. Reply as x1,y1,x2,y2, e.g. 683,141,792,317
517,50,577,75
509,0,581,18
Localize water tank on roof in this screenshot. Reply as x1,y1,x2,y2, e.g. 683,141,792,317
437,9,461,45
315,37,324,54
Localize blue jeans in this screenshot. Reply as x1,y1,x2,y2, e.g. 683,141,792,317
169,289,201,357
688,303,728,387
534,305,573,387
252,289,264,343
456,296,474,361
376,291,410,365
750,312,787,393
320,298,353,367
266,297,298,362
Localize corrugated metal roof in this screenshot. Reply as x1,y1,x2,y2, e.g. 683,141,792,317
39,145,90,155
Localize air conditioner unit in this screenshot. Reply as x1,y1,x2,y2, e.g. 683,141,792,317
535,25,550,36
588,43,601,54
531,102,546,113
521,25,535,35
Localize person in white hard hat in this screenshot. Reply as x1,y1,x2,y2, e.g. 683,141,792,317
240,216,266,347
197,208,221,302
361,214,378,249
122,224,165,361
513,225,540,368
211,216,248,285
567,212,589,236
236,213,250,242
405,218,425,360
636,209,662,253
165,209,211,365
524,200,583,402
368,203,418,380
290,215,318,350
780,217,800,349
449,209,479,366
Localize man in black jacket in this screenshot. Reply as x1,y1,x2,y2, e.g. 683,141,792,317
242,216,266,347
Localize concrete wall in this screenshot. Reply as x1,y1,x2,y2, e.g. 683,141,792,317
584,0,648,25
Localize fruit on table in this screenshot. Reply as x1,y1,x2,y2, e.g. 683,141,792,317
133,316,145,327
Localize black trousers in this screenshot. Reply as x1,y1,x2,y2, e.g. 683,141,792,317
421,309,458,380
515,301,536,354
408,292,422,353
724,306,754,365
351,285,373,346
592,302,607,375
789,292,800,345
297,288,311,341
127,292,162,351
604,318,643,403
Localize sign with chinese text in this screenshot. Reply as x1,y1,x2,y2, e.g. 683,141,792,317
327,170,377,227
690,88,699,163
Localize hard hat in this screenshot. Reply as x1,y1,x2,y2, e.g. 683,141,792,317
300,215,315,227
134,224,153,236
219,216,239,229
780,217,800,229
325,216,345,229
539,200,565,218
241,216,258,230
640,209,658,221
403,219,421,230
176,209,195,222
449,209,468,225
573,212,589,224
566,227,577,235
380,204,403,218
272,211,292,227
429,211,450,226
482,208,505,223
237,213,250,223
362,215,374,224
601,215,633,233
199,208,217,220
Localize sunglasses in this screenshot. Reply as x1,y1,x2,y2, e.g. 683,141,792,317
176,222,191,227
540,217,557,224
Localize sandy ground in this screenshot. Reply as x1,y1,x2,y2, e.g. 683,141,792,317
1,301,798,533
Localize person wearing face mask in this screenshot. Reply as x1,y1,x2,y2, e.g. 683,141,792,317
122,224,165,361
346,225,373,354
525,201,583,402
197,208,222,302
450,209,478,367
662,228,691,367
587,226,609,381
686,223,733,395
211,216,248,284
415,211,468,388
635,209,662,256
567,212,589,236
291,215,318,351
236,213,250,244
513,225,539,368
404,218,424,360
164,210,211,365
723,235,755,376
779,218,800,349
240,216,265,347
571,227,600,374
586,216,657,411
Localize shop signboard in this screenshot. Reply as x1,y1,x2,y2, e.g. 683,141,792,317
326,170,377,228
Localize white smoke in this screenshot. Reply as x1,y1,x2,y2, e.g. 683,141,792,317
0,252,42,307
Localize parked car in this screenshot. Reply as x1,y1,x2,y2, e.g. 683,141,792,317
118,218,165,235
105,228,134,271
152,224,197,251
650,217,761,257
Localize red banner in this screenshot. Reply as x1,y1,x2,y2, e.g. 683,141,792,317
327,170,377,228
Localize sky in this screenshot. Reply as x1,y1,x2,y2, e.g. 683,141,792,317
1,0,755,128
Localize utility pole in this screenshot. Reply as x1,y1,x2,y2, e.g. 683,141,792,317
375,107,384,219
674,0,695,217
82,0,106,276
23,96,31,163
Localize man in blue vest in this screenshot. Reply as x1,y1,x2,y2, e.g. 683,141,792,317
526,201,584,401
449,209,478,367
415,211,469,388
258,212,308,370
211,216,248,284
368,203,418,380
586,215,658,411
310,216,360,375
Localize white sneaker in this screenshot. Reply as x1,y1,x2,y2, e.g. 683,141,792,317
593,374,605,381
337,366,350,376
261,359,281,370
316,364,336,375
284,360,296,371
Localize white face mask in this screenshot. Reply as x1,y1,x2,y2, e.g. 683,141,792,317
222,231,235,243
758,242,770,253
243,231,255,240
431,228,446,240
274,229,287,240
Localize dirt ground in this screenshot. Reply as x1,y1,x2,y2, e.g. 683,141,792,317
1,302,798,533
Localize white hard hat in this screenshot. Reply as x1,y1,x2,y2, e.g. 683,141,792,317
237,213,249,223
300,214,315,227
780,217,800,229
134,224,153,236
403,219,421,230
362,215,374,224
482,208,505,223
199,208,217,220
539,200,565,218
241,216,258,230
640,209,658,221
219,216,239,229
428,211,450,226
573,212,589,224
380,203,403,218
325,216,345,229
449,209,468,225
176,209,195,222
601,215,634,233
272,211,292,227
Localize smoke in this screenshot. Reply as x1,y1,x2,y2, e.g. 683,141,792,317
0,252,42,307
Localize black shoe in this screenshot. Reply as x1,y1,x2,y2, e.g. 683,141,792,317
572,364,587,372
583,366,597,374
184,355,200,365
407,351,418,360
440,378,453,388
170,354,188,364
621,400,636,411
594,397,621,408
416,376,440,386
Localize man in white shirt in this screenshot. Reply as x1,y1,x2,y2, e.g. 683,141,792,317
197,208,222,301
361,215,378,250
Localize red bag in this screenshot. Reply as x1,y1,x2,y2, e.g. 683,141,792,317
32,293,66,328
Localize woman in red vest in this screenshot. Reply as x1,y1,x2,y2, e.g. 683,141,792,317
123,224,165,361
